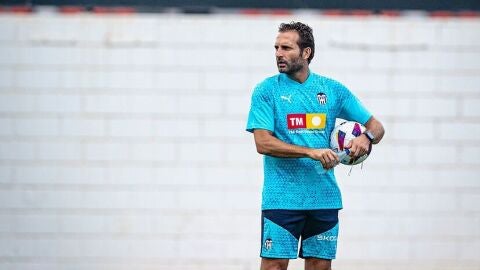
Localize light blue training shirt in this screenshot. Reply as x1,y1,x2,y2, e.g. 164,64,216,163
246,72,371,210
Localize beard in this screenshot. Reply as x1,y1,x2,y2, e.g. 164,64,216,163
277,56,305,74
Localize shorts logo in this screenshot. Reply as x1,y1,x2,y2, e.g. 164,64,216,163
287,113,326,129
264,239,273,250
317,234,337,241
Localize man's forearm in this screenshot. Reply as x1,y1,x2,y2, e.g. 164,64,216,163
255,131,312,158
252,129,340,168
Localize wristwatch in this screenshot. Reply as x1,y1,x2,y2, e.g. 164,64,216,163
363,130,375,143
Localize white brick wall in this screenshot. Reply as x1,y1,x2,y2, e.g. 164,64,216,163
0,12,479,270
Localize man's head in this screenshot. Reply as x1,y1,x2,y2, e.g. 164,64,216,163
275,21,315,74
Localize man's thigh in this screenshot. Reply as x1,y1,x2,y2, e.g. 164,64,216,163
299,209,339,260
260,210,306,259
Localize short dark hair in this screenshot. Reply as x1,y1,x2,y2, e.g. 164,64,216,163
278,21,315,63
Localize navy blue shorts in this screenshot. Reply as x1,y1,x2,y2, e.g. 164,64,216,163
260,209,339,259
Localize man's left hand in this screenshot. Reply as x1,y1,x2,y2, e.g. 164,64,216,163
345,134,371,158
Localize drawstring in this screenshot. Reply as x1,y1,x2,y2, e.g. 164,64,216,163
348,166,353,176
347,162,364,176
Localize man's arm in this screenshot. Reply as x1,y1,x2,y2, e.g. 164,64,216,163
253,129,339,169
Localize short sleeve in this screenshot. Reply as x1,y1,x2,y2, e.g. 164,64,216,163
337,83,372,125
246,83,275,133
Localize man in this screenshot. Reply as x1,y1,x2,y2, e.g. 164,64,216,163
246,22,385,270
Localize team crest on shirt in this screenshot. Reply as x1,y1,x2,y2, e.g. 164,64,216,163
317,92,327,105
264,239,273,250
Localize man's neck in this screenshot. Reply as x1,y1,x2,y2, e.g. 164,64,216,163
287,66,310,83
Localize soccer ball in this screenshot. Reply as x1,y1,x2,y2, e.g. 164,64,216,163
330,120,371,165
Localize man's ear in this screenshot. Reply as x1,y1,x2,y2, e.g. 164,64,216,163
302,47,312,60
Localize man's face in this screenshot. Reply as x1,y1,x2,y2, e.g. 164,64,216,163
274,31,306,74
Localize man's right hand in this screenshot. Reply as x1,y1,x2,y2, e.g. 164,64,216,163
307,149,340,170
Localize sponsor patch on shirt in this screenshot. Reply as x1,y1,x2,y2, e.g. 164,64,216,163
287,113,326,130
